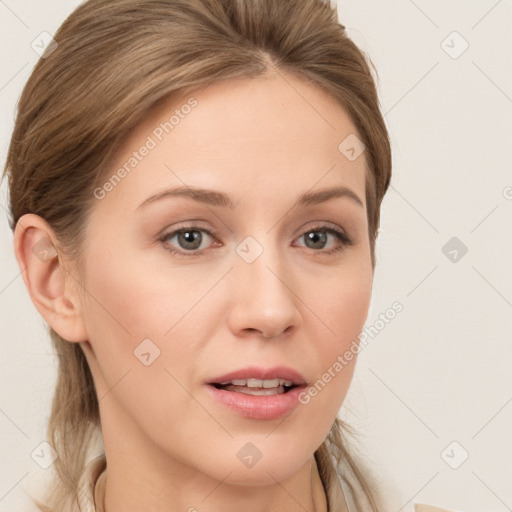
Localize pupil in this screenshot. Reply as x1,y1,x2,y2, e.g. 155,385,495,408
306,231,326,249
180,230,201,249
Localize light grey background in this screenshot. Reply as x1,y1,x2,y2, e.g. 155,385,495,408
1,1,511,511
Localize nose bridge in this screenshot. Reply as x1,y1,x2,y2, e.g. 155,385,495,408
229,234,300,337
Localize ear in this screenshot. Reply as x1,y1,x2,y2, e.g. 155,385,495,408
13,214,88,342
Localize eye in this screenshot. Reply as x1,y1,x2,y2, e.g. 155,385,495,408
158,223,354,258
159,226,218,257
293,225,354,255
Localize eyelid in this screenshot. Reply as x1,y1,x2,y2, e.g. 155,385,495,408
294,220,348,238
293,220,355,243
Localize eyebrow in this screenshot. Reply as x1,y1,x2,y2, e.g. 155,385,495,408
137,184,364,211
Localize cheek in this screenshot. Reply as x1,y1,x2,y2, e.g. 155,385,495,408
302,263,372,412
79,251,212,439
82,243,204,339
312,259,372,350
79,245,220,396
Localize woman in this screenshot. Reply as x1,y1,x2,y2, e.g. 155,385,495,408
3,0,463,510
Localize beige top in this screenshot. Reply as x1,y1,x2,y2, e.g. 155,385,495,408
75,453,462,512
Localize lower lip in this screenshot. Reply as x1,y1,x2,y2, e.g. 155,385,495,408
205,384,305,420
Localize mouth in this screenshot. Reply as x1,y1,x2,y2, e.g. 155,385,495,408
210,378,299,396
206,378,306,420
205,366,308,420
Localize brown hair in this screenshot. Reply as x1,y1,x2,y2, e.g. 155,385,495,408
3,0,391,510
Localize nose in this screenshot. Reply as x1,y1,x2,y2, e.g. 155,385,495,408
227,241,301,340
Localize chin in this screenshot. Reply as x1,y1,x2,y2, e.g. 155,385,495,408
201,437,315,486
221,461,308,487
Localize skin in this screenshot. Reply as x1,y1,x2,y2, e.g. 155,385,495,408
14,69,373,512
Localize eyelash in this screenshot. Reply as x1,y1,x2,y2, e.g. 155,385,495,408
158,223,355,258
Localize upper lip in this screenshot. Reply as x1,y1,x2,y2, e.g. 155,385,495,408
207,366,307,386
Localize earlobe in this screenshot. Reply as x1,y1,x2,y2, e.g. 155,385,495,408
13,214,88,343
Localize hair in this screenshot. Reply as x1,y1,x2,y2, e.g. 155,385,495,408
3,0,391,510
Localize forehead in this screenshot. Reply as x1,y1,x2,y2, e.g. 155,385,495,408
152,71,361,161
95,70,366,214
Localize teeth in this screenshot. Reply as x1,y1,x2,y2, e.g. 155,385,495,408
218,378,294,387
233,386,286,396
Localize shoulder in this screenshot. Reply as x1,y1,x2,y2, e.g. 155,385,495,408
76,453,107,512
414,504,466,512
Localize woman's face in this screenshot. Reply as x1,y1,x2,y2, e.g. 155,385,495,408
78,70,373,485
